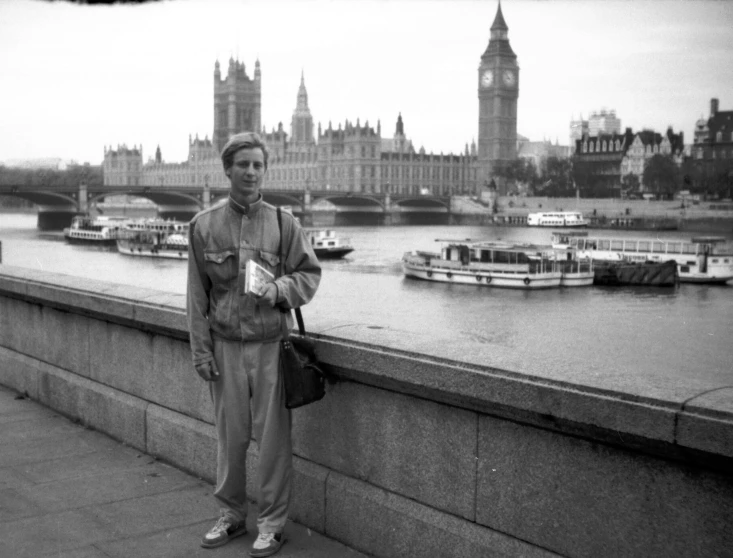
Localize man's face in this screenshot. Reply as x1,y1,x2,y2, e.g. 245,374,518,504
227,147,266,204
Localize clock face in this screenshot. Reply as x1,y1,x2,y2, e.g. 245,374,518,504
481,70,493,88
502,70,516,86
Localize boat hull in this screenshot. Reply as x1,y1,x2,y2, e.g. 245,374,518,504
117,241,188,259
314,247,354,259
63,232,118,245
402,262,564,289
578,252,732,284
531,223,588,228
593,261,678,287
560,273,596,287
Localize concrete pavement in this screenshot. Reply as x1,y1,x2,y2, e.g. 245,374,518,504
0,384,368,558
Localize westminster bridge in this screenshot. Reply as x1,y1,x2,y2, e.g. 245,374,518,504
0,182,457,229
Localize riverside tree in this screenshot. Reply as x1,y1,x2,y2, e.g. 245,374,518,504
642,154,679,199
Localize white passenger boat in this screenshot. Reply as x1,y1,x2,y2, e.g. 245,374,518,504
306,229,354,259
402,239,594,289
116,219,189,259
551,231,733,284
63,215,131,244
527,211,588,228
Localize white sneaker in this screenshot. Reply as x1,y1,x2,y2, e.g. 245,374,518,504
200,516,247,548
248,531,284,557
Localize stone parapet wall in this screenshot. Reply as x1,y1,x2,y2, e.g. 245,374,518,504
0,265,731,558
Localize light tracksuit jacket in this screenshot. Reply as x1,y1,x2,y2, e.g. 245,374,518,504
186,195,322,366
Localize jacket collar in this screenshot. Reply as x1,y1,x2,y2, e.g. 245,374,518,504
228,193,262,216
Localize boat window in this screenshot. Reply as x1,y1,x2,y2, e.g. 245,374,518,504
682,243,696,254
493,251,511,264
610,240,624,251
479,250,490,263
576,239,585,249
667,243,682,254
624,241,637,252
637,241,650,253
597,239,610,250
652,241,665,253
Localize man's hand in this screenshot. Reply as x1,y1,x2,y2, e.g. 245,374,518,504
195,360,220,382
256,282,278,308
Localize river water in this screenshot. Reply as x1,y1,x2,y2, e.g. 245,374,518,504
1,212,732,394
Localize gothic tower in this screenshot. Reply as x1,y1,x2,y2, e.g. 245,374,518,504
477,2,519,186
213,57,262,153
290,71,314,145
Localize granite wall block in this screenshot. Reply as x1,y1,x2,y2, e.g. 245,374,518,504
0,346,39,399
36,366,147,450
34,305,90,376
88,320,154,396
149,335,213,424
676,388,733,459
292,380,478,520
476,415,733,558
290,456,329,533
145,403,217,482
325,471,561,558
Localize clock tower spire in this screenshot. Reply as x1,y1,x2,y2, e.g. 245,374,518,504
477,1,519,191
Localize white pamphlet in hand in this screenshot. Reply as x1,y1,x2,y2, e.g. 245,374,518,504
244,259,275,296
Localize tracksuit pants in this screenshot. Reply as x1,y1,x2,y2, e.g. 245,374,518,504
209,337,292,534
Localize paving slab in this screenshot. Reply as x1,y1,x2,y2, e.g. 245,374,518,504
0,384,367,558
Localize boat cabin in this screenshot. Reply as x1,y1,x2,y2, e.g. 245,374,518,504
307,230,339,249
441,242,537,265
551,231,733,257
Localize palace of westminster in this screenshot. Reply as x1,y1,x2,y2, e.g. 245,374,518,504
104,3,520,196
103,3,718,197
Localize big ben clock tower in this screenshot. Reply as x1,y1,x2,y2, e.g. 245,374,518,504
478,2,519,188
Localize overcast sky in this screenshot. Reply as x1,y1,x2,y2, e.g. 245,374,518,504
1,0,731,165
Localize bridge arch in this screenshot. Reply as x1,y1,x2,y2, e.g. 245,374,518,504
261,192,307,210
311,195,385,211
87,190,203,208
392,196,450,210
1,191,77,207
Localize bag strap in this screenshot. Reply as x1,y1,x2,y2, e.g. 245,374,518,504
277,207,305,337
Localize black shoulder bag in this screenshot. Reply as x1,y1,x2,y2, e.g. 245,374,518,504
276,208,326,409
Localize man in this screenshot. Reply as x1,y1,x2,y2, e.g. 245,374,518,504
187,132,321,557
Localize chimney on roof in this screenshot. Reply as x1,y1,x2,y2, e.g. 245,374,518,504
711,98,719,117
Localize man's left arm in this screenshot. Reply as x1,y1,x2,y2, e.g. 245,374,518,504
272,217,322,309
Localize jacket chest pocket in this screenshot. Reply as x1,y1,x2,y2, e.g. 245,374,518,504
204,249,238,284
258,250,281,277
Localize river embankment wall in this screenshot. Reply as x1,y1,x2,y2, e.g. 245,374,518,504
496,196,733,232
0,265,731,558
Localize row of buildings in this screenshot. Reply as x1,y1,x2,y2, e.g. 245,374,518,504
570,98,732,194
101,93,731,198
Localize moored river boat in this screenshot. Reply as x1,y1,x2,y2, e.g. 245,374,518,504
402,239,594,289
527,211,588,228
116,219,189,259
63,215,131,244
306,229,354,259
551,231,733,284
